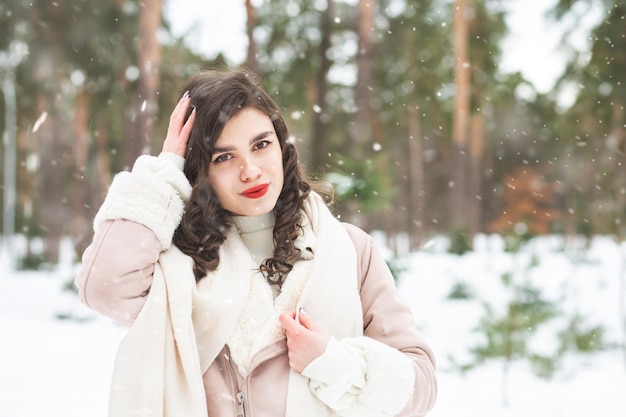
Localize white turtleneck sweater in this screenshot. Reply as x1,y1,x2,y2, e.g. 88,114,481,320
231,212,276,267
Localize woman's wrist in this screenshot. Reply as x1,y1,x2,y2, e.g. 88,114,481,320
158,152,185,171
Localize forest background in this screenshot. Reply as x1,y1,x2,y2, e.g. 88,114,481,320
0,0,624,267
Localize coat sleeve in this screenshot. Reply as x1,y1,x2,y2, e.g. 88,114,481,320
301,223,437,417
74,153,191,326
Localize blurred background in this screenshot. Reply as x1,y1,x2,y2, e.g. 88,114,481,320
1,0,623,266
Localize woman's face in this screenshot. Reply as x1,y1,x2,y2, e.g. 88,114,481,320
208,107,284,216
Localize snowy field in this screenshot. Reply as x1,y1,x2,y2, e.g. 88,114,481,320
1,234,625,417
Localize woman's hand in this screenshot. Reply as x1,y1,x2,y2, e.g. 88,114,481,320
279,308,331,373
162,91,196,157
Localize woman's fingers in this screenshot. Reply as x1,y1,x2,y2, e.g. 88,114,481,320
279,311,299,333
170,91,190,124
180,104,196,142
280,310,330,372
162,92,194,156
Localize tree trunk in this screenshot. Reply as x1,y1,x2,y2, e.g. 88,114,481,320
351,0,375,151
72,89,91,256
29,3,68,264
610,98,625,235
469,110,484,234
407,105,425,250
451,0,470,232
404,22,425,250
310,0,334,177
2,69,17,260
125,0,162,169
610,99,626,368
37,94,66,264
93,115,113,205
78,113,114,257
245,0,259,72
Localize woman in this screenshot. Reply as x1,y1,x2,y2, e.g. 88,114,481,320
75,69,437,417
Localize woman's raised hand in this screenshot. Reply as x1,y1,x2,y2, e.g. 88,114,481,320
162,91,196,157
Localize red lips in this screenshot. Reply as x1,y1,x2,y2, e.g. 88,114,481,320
241,183,270,199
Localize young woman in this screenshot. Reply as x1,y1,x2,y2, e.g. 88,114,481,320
75,69,437,417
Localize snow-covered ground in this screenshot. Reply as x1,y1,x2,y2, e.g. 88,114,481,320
1,234,625,417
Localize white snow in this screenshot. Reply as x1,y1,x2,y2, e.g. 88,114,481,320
1,234,624,416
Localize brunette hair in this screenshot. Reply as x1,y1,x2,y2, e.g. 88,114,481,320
172,69,312,287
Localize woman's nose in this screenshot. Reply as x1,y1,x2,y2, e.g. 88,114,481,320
239,159,262,181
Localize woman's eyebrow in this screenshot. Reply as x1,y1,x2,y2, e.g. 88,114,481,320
250,131,274,145
212,144,235,154
213,131,274,154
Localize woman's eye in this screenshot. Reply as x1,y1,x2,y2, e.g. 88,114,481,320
213,153,232,163
254,140,270,150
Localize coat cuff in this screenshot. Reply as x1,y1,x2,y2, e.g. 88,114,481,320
93,154,191,250
302,337,366,409
349,336,415,414
303,336,415,416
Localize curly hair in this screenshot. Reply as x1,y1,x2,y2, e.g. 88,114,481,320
171,69,314,288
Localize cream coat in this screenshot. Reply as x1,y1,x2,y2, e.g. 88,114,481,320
75,153,437,417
